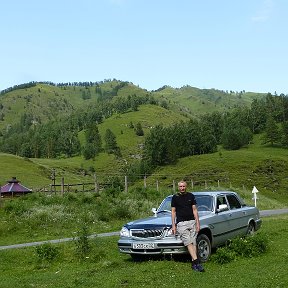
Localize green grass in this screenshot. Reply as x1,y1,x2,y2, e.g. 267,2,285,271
0,215,287,288
153,86,264,116
2,130,288,210
143,133,288,209
0,191,159,246
97,104,188,158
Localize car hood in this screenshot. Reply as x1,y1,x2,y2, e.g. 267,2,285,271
125,212,172,229
124,211,212,229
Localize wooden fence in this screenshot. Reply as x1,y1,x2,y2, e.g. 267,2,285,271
35,174,232,195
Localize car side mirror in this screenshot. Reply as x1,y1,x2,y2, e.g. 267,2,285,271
217,204,228,213
151,208,157,216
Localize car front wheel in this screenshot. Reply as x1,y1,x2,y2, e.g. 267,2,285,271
197,234,211,262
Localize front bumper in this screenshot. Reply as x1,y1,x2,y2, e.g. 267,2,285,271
118,237,187,255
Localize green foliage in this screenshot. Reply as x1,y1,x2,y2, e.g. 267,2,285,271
35,243,60,263
211,233,269,264
210,246,237,264
74,224,91,260
143,120,217,166
281,121,288,147
83,124,102,160
135,122,144,136
0,190,160,245
1,216,288,288
228,233,268,257
104,128,121,156
221,124,253,150
262,115,281,146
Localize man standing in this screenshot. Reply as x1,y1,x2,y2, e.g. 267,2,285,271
171,180,205,272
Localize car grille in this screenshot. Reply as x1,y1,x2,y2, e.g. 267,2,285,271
131,228,164,238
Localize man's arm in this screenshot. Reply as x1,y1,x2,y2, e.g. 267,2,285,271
171,207,177,234
192,204,200,233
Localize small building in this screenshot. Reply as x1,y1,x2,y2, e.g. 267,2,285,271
0,177,32,197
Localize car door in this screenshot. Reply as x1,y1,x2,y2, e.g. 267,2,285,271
225,194,249,238
210,195,235,246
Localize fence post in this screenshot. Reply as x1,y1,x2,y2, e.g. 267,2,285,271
191,180,194,190
61,177,64,196
94,173,98,194
144,175,147,189
218,180,220,187
51,168,56,194
156,180,159,192
125,175,128,193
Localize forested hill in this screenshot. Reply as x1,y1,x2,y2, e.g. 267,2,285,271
1,79,288,198
0,80,266,131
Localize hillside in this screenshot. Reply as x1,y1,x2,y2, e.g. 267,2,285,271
1,80,287,210
1,132,288,210
0,81,265,131
152,85,264,116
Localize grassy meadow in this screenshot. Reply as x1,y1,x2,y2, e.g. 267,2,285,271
1,81,288,287
0,214,287,288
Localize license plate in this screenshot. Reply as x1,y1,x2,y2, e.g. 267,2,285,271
132,243,155,249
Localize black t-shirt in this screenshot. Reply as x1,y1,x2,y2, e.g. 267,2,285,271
171,192,197,223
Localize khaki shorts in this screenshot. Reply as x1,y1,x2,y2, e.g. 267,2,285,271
177,220,197,246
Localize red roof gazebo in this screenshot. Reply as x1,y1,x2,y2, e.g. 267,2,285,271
0,177,32,197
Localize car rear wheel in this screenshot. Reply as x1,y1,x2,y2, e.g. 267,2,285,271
247,222,255,235
197,234,211,262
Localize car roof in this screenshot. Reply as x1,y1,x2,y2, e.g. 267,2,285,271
166,191,238,197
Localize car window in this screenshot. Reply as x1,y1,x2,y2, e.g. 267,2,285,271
216,196,227,210
195,195,213,211
227,194,242,209
158,197,172,212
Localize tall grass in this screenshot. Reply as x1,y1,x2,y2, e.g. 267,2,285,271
0,215,287,288
0,189,159,246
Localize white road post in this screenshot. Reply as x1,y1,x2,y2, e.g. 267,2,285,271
252,186,259,207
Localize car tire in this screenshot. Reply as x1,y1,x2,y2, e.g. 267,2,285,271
197,234,211,262
247,222,255,235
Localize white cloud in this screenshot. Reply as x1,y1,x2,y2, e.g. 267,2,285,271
251,0,274,22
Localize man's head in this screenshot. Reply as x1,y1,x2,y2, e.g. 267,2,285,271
178,180,187,194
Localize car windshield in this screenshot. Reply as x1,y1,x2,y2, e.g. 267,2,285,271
157,194,213,212
195,195,213,211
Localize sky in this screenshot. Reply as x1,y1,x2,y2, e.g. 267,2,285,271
1,0,287,94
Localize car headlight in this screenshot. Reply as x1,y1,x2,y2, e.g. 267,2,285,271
120,227,130,237
165,228,174,237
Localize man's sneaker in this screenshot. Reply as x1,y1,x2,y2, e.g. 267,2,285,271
192,263,205,272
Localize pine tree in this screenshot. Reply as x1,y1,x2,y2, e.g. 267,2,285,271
262,116,281,146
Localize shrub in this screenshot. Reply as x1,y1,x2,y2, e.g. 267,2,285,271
74,225,91,260
35,243,60,263
211,246,237,264
228,233,268,258
212,233,269,264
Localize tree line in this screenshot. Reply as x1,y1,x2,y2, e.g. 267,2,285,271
0,79,130,95
0,90,157,158
0,91,288,173
125,93,288,181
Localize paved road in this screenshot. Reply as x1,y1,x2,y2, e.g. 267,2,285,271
0,231,119,251
260,208,288,217
0,209,287,251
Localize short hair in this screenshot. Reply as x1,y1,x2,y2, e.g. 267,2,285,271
178,180,187,187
